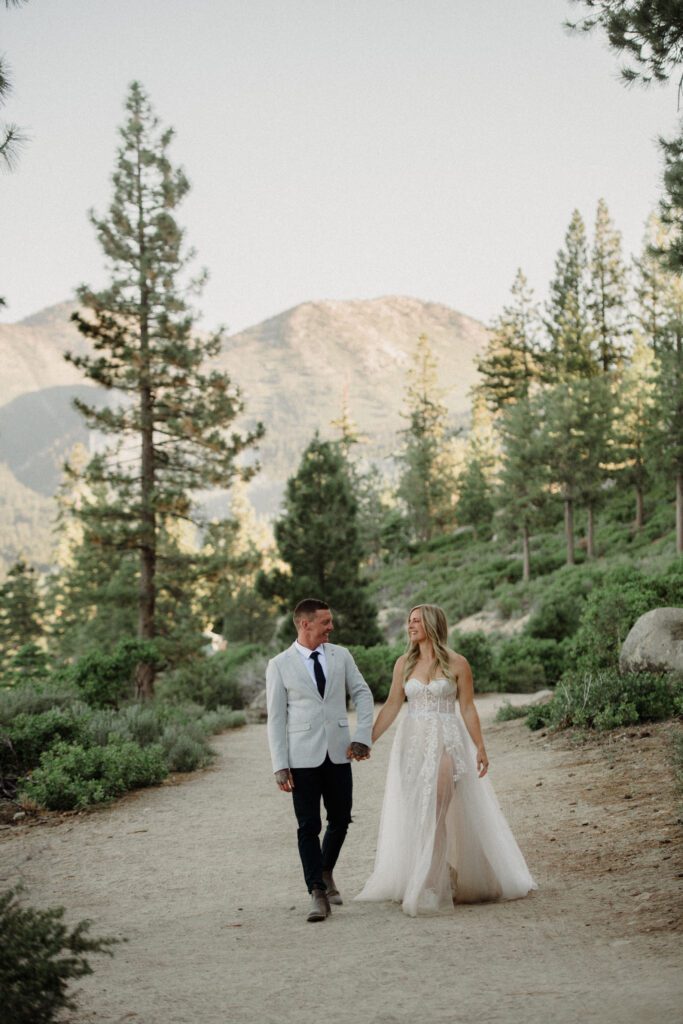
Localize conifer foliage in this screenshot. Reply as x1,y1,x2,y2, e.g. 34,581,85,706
67,83,263,696
260,435,382,646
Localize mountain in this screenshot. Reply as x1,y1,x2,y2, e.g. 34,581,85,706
0,296,489,556
0,462,55,573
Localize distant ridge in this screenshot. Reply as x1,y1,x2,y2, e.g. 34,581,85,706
0,295,489,525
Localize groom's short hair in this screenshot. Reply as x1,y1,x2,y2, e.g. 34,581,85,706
293,598,329,625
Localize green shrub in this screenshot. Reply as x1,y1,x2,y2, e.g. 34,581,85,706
68,639,162,708
0,886,117,1024
450,631,495,691
0,679,79,725
200,707,246,731
161,726,212,773
526,566,600,642
491,635,567,691
159,644,262,709
347,643,404,701
21,740,168,810
0,708,87,780
0,643,52,687
527,669,682,732
569,566,673,674
494,702,531,722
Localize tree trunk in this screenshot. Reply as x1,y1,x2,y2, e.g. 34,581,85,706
677,471,683,556
135,144,156,701
586,504,595,559
564,496,575,565
634,486,644,531
522,523,531,583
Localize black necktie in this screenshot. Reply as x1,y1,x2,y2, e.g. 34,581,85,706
310,651,326,698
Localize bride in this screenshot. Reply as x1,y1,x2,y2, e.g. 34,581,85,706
355,604,536,916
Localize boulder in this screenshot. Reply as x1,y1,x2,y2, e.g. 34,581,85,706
619,607,683,674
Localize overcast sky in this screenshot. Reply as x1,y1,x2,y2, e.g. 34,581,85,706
1,0,679,334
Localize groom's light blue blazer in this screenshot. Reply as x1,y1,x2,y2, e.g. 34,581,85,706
266,642,374,773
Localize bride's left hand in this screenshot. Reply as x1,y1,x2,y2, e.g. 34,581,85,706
476,748,489,778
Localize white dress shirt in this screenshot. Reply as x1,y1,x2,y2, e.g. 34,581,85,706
294,641,328,685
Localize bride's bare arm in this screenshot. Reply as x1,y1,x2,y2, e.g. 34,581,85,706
452,652,489,777
371,656,407,743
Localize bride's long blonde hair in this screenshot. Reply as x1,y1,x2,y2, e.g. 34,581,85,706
402,604,455,684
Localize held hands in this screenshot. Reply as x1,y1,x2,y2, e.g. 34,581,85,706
346,742,371,762
477,747,489,778
274,769,294,792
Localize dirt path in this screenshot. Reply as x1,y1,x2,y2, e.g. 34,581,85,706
1,695,681,1024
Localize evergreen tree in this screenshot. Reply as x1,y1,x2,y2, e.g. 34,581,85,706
566,1,683,88
542,210,597,381
651,118,683,552
634,213,676,356
66,83,263,696
589,198,629,373
477,269,540,412
541,378,612,563
0,559,43,662
259,435,382,646
496,396,551,582
455,396,497,540
0,1,28,174
397,334,457,542
613,333,656,530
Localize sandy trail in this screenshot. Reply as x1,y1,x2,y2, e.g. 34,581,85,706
1,694,681,1024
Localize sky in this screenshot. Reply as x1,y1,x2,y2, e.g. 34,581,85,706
0,0,680,334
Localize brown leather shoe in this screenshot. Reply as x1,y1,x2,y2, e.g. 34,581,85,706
306,888,330,922
322,870,343,906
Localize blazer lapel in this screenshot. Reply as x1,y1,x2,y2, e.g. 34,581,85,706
287,644,323,700
322,644,339,698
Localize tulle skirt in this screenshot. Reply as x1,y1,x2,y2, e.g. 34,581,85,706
355,707,537,916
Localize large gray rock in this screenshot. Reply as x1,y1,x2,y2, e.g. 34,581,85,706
619,607,683,674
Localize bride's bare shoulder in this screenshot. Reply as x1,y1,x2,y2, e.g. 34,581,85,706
447,648,471,673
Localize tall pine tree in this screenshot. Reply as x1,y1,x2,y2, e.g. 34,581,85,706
589,198,628,373
397,334,457,542
542,210,597,381
477,269,540,412
259,435,382,646
67,83,263,696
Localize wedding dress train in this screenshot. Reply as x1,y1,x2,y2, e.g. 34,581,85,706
355,678,537,916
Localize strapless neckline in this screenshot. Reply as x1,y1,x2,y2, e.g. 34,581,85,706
406,676,448,687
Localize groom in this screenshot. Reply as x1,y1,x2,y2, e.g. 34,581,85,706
266,598,374,922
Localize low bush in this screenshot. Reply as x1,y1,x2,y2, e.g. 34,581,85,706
347,643,404,701
526,566,600,642
68,639,162,708
524,669,682,732
491,635,568,692
159,644,262,709
570,564,683,674
494,702,531,722
0,886,118,1024
450,631,495,690
20,740,168,810
0,679,79,724
0,707,87,781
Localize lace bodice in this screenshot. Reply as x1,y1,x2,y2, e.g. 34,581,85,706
404,677,458,717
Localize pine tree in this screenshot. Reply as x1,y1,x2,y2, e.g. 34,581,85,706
0,559,43,662
565,1,683,88
613,334,656,530
397,334,457,542
477,269,540,412
541,378,612,563
259,435,382,646
542,210,598,381
496,396,551,582
634,213,677,356
589,198,629,373
651,118,683,552
66,82,263,696
0,1,28,174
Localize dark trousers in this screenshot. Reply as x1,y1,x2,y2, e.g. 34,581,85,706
290,755,353,893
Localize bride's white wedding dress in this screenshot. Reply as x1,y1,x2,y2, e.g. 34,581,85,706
355,677,537,916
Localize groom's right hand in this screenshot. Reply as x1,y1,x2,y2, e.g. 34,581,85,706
274,769,295,792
